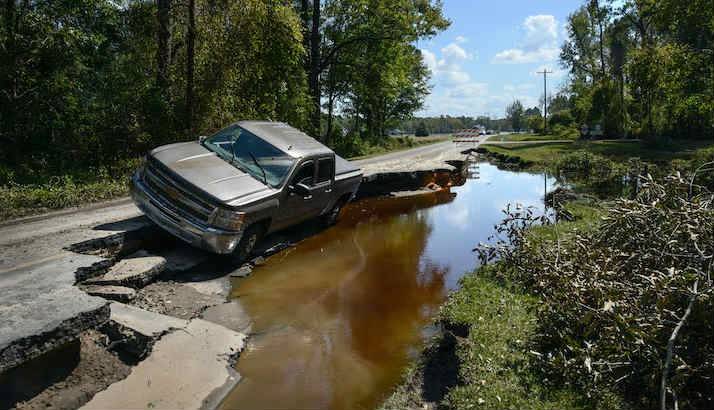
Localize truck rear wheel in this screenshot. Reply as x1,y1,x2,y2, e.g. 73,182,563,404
234,224,265,263
322,199,346,227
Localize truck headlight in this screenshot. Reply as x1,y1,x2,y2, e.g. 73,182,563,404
209,208,246,231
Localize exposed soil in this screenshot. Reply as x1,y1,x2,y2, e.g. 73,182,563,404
9,330,130,410
132,281,226,320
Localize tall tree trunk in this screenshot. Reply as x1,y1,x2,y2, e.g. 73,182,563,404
592,0,606,79
325,68,336,146
300,0,310,69
309,0,321,139
156,0,171,88
185,0,195,134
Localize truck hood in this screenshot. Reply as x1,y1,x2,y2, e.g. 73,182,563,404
150,142,272,203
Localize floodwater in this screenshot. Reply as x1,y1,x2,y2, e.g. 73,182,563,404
221,162,557,410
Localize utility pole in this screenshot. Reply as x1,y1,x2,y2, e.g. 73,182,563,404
537,69,552,134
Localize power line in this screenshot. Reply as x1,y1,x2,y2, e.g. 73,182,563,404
536,69,553,134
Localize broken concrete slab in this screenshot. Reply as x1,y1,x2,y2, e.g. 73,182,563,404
83,285,137,302
82,317,246,410
84,250,166,289
229,265,252,278
109,302,188,338
202,301,253,334
250,256,266,266
0,252,109,374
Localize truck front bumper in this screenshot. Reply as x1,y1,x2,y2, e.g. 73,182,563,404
130,171,242,254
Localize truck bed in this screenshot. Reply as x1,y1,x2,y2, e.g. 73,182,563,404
335,155,362,179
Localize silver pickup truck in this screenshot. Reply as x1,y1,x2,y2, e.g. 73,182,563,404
131,121,362,259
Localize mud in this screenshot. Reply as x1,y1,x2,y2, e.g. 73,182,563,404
1,330,131,410
132,281,225,320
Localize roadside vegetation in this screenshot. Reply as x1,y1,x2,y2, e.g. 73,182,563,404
383,149,714,409
482,140,714,169
490,130,579,143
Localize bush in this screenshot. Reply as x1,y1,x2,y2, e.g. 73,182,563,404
553,151,628,196
0,157,142,221
477,176,714,409
549,109,575,128
415,121,430,137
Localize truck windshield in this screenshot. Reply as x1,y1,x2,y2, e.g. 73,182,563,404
202,125,295,187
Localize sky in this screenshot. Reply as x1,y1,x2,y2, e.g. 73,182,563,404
416,0,578,118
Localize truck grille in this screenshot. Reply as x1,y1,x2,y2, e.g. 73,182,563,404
143,158,215,223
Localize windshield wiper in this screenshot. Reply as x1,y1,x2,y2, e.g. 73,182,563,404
248,151,268,185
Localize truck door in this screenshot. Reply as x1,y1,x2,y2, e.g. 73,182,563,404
311,156,335,215
277,160,320,228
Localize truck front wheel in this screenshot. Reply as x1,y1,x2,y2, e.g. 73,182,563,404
234,224,265,262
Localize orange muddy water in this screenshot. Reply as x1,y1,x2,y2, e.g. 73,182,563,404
221,162,556,410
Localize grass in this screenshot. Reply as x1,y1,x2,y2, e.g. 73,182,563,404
0,158,141,222
381,202,623,410
482,139,714,167
490,131,578,143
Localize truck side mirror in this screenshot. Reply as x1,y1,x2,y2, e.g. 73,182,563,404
290,183,311,198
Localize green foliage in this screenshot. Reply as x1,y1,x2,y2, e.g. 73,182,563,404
331,133,431,159
319,0,449,140
549,109,575,128
560,0,714,140
506,100,525,131
0,157,142,221
527,114,544,134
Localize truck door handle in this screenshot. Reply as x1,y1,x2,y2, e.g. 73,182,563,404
324,188,332,193
303,195,313,200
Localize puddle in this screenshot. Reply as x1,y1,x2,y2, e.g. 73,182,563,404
221,162,557,410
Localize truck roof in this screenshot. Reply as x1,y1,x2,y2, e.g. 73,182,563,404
238,121,333,159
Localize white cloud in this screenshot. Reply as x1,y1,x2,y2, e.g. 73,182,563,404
421,41,475,85
441,43,471,61
421,49,438,73
492,14,560,64
447,83,488,98
503,83,535,93
522,15,558,51
454,35,467,44
493,47,559,64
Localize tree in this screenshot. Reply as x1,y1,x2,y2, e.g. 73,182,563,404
506,100,525,131
415,121,429,137
185,0,196,134
156,0,171,88
310,0,448,141
560,0,713,140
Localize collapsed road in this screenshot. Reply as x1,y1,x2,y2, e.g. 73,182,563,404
0,139,482,410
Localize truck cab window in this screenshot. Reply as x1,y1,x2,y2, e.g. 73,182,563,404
316,158,334,184
293,161,314,186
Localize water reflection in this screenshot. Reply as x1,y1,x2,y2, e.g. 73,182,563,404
221,162,557,410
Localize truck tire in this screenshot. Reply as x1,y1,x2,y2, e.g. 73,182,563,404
322,199,346,227
234,224,265,263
